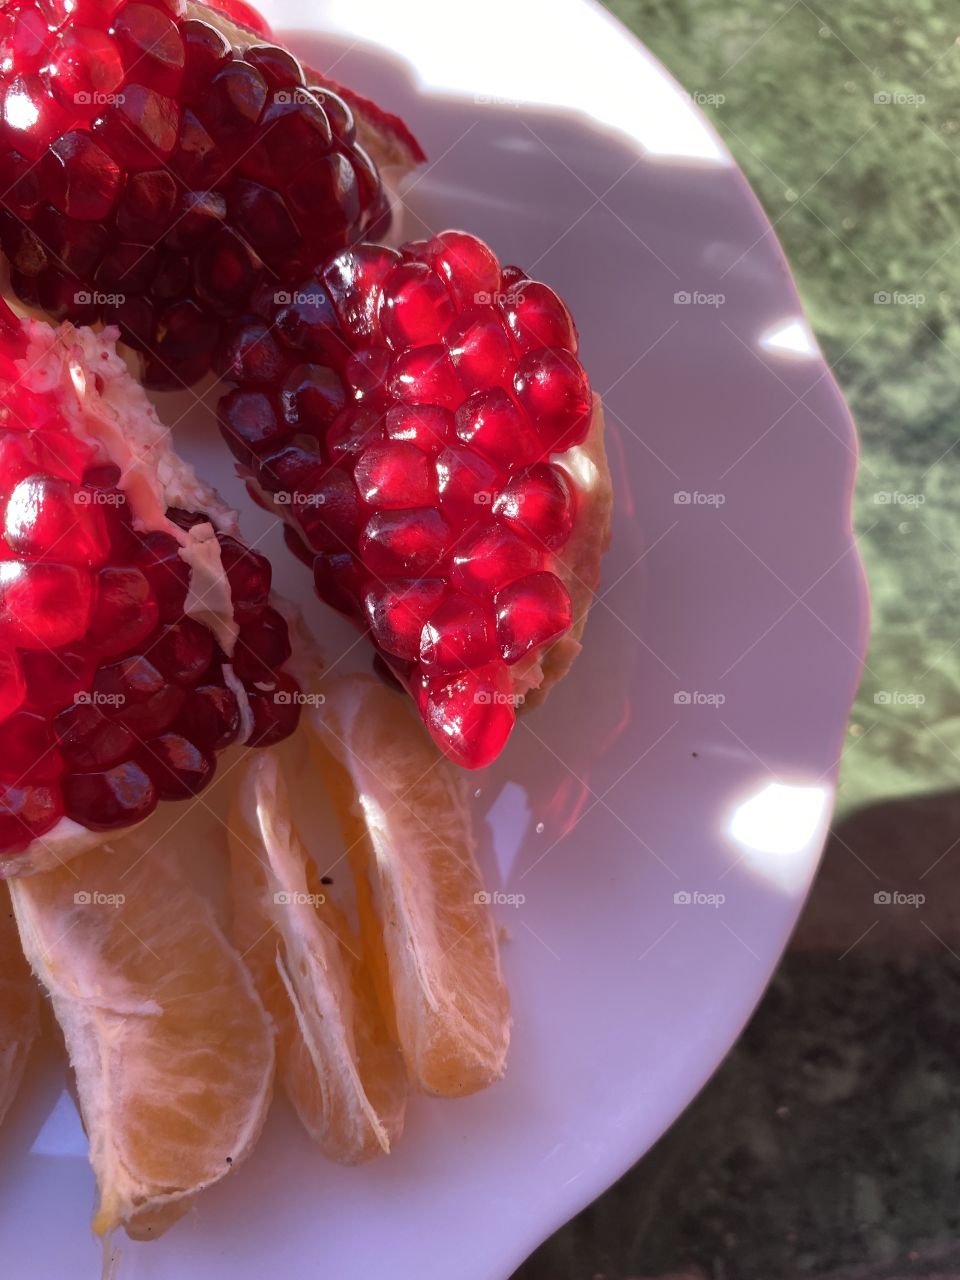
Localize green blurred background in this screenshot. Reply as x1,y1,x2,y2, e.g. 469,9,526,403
515,4,960,1277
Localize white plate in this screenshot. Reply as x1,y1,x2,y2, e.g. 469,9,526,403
0,1,868,1277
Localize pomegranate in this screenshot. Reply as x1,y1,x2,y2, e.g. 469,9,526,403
0,297,300,876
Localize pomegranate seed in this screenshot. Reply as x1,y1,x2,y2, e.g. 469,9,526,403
172,681,240,751
116,168,177,239
428,231,501,308
0,561,93,648
1,5,53,77
4,73,68,158
243,43,303,90
217,388,282,461
513,348,592,452
297,467,361,552
219,319,286,385
364,578,444,661
495,572,572,663
113,3,185,95
21,647,94,714
180,18,230,101
136,530,189,620
420,593,495,673
385,403,452,454
56,701,137,770
361,507,451,577
355,441,433,509
380,263,455,350
93,654,186,737
93,83,180,167
435,444,500,521
388,345,463,410
493,464,574,549
246,672,301,746
62,760,157,830
280,364,346,435
452,525,540,594
218,536,271,605
141,732,213,799
3,474,110,564
232,605,291,683
86,565,159,659
313,550,362,616
0,644,26,722
48,27,125,114
324,243,401,343
0,781,62,851
445,307,514,391
0,711,63,782
500,280,577,353
455,387,542,467
421,665,515,770
198,59,267,142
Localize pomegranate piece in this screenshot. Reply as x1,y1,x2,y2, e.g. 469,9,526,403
220,230,595,768
0,300,301,865
0,0,422,386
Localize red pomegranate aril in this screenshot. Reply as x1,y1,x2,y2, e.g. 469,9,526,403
172,681,240,751
198,59,267,141
218,387,283,461
355,441,433,509
364,577,445,662
385,403,451,455
85,565,159,659
228,178,300,264
287,151,360,233
420,592,495,674
232,605,291,684
142,731,213,799
218,536,271,606
323,244,401,343
149,617,215,684
136,530,189,621
258,441,324,497
428,230,501,308
501,280,577,353
62,759,157,830
116,168,178,239
56,701,137,770
380,263,455,351
434,444,500,521
93,83,180,167
113,3,185,95
21,650,95,717
248,92,332,179
194,228,257,315
388,346,463,410
445,307,514,392
0,561,93,649
513,348,592,452
493,463,574,549
297,466,361,552
219,319,286,385
1,5,52,76
421,665,515,770
169,106,217,184
495,572,572,663
243,43,303,90
280,364,346,435
180,18,231,98
0,781,61,851
246,672,301,747
0,711,63,782
452,525,541,594
0,644,26,722
455,387,542,467
361,507,451,577
3,474,110,564
345,349,390,403
49,27,125,112
313,549,362,616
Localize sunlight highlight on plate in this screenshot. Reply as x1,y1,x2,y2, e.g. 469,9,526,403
727,782,830,892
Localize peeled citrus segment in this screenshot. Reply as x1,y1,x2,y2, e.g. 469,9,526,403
9,832,274,1240
304,676,511,1097
229,750,406,1164
0,885,39,1128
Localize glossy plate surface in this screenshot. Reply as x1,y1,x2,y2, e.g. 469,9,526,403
0,1,868,1276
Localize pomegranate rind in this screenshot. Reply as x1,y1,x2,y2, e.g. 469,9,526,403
0,885,38,1129
228,748,407,1163
10,830,275,1240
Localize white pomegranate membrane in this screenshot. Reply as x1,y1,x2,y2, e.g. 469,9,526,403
0,302,300,864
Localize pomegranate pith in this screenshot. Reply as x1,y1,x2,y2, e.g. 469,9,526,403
220,231,592,769
0,0,412,387
0,300,300,862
